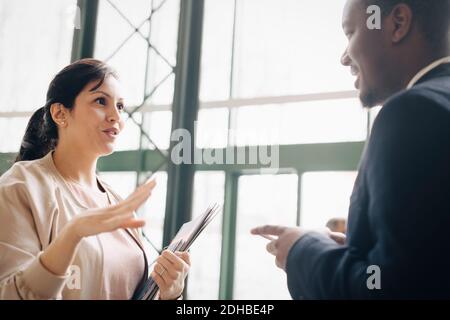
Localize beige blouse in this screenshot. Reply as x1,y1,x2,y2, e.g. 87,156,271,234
0,151,150,300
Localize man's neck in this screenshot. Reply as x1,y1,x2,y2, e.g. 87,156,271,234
398,49,450,90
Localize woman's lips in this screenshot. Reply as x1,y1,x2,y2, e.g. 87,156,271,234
104,131,116,138
102,129,118,139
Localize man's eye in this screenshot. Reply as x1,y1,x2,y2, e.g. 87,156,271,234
95,97,106,105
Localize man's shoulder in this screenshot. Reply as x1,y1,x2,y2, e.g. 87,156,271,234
385,77,450,114
375,84,450,132
365,80,450,162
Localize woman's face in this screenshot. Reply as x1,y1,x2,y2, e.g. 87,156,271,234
63,75,125,157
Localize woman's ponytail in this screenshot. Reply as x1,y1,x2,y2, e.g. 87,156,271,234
15,103,58,162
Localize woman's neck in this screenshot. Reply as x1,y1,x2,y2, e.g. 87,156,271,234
52,143,99,190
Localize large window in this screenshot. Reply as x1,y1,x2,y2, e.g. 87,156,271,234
195,0,365,299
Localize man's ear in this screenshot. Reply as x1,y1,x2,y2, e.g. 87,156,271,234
389,4,413,44
50,103,69,127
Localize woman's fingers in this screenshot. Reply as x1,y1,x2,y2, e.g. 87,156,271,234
127,180,156,202
82,180,156,234
175,251,191,266
155,257,178,280
153,250,189,300
120,218,146,229
161,250,187,272
107,180,156,216
154,263,176,282
118,186,153,211
112,179,155,210
104,212,140,230
151,270,167,289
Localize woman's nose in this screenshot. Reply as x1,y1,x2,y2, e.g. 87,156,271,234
107,106,121,123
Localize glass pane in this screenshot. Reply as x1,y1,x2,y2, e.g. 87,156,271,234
300,171,357,229
232,0,352,98
196,108,229,149
0,117,29,153
96,0,179,106
148,0,179,65
98,171,137,199
95,0,149,106
142,171,168,250
187,171,225,300
233,99,367,146
100,0,152,27
145,51,175,105
200,0,235,101
114,113,142,151
145,0,179,105
95,0,147,63
234,174,298,299
0,0,75,112
144,111,172,150
369,106,382,133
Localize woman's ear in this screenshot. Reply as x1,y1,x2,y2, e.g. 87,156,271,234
50,103,68,127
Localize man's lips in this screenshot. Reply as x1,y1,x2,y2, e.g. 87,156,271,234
355,76,360,89
350,67,360,89
350,67,359,76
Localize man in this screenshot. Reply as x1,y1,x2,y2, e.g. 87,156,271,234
252,0,450,299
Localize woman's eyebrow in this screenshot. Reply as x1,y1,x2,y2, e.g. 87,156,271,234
91,90,124,101
91,90,112,98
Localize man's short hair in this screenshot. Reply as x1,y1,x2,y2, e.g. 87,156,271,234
365,0,450,49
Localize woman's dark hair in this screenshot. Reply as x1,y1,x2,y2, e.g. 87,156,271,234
16,58,117,162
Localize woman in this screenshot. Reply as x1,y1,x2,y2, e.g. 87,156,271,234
0,59,190,300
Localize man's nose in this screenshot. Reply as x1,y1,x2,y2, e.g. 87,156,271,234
341,48,351,66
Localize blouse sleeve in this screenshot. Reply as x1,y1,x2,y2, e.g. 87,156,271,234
0,180,69,299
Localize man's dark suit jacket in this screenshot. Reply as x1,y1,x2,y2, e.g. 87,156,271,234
286,63,450,299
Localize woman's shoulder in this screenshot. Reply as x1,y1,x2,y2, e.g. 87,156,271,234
0,153,61,227
0,153,57,190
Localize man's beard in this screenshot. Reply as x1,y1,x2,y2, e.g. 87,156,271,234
359,88,386,108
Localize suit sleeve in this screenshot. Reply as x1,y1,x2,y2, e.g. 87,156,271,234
286,91,450,299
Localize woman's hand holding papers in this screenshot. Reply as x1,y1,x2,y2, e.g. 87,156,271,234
152,250,191,300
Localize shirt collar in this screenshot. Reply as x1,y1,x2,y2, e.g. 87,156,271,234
407,56,450,89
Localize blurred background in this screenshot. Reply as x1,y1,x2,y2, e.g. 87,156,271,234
0,0,381,299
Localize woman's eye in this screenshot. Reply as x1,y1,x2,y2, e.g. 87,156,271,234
95,97,106,105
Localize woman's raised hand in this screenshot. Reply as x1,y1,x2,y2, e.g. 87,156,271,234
67,179,156,241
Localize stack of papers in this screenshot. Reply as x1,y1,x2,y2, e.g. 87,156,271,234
137,203,221,300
